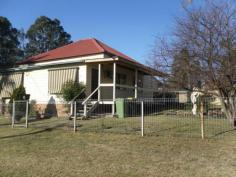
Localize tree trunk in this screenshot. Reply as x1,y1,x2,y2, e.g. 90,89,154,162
219,97,236,127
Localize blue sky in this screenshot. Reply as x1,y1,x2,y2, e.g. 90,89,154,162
0,0,185,64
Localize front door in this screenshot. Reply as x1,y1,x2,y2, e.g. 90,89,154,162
91,68,98,99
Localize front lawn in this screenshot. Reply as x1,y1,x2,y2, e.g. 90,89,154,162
0,117,236,177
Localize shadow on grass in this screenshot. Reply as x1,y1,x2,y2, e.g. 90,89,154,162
0,117,58,127
0,123,65,140
0,123,11,127
147,124,191,133
28,118,64,125
212,128,236,137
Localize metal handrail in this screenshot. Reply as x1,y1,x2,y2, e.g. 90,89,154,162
82,86,100,105
70,88,86,103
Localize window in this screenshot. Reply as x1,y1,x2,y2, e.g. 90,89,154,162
48,68,78,94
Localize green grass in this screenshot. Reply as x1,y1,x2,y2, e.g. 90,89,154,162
0,116,236,177
75,115,234,138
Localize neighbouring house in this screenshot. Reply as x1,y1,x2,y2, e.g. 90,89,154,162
0,38,163,117
174,90,190,103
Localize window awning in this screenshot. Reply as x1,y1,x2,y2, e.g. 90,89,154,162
48,68,78,94
0,73,23,98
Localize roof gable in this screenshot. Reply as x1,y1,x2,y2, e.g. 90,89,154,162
94,39,137,63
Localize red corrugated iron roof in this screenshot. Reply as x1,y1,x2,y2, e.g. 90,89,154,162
18,38,135,64
18,38,163,76
19,38,102,63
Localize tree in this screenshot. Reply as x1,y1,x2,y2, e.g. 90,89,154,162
150,0,236,126
170,48,191,89
17,28,27,59
169,48,201,90
0,16,21,67
25,16,72,57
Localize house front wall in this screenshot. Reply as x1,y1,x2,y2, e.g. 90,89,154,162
1,55,160,117
18,64,87,117
1,61,158,102
17,53,104,103
24,69,50,103
23,64,87,103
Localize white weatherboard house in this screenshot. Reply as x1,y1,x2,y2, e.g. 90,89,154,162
0,38,162,117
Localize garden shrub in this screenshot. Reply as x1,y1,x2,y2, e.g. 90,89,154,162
61,81,85,102
9,85,29,121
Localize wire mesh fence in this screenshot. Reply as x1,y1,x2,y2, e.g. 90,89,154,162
139,98,233,138
0,100,70,129
72,98,235,138
75,100,141,134
0,98,235,138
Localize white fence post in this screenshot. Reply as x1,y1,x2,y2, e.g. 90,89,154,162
141,101,144,137
12,100,15,128
70,101,73,117
0,100,2,115
74,101,77,132
200,101,205,139
25,101,29,128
